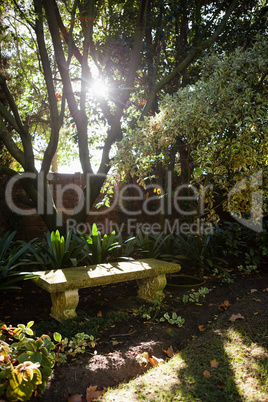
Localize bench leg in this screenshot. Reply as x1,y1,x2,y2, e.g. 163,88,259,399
50,289,79,322
137,274,167,302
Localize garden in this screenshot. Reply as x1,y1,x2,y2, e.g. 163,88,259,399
0,0,268,401
0,222,268,401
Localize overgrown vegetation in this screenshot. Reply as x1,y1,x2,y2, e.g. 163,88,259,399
0,321,100,401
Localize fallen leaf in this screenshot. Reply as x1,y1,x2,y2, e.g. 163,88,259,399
68,394,83,402
86,385,106,401
97,311,102,317
262,288,268,293
229,313,245,322
135,352,150,366
203,370,211,378
218,300,230,311
210,359,219,368
149,356,165,367
198,325,206,332
254,312,259,315
253,298,261,302
250,289,258,293
112,340,122,346
163,345,175,358
217,380,226,389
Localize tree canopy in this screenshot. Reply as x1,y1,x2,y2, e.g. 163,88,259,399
115,34,268,223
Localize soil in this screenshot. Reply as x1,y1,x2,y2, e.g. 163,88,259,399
1,263,268,402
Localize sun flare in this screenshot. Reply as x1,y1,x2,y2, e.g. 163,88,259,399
91,80,109,98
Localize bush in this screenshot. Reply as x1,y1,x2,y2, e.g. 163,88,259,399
30,230,86,270
0,322,55,401
0,230,39,291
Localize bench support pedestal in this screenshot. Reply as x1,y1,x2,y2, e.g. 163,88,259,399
50,289,79,322
137,274,167,302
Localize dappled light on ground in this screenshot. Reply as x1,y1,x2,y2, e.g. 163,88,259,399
223,327,268,401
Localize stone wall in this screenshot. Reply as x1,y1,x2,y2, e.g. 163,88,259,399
0,172,195,241
0,172,125,240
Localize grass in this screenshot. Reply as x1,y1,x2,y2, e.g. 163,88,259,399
100,308,268,401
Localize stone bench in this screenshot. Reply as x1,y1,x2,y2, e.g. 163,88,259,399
33,258,181,322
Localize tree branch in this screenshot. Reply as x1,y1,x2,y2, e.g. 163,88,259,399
142,0,240,116
0,76,35,171
0,119,26,168
0,166,20,177
42,0,93,175
98,0,149,173
0,75,29,137
34,0,60,175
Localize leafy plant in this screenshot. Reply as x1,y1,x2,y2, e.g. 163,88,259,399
80,223,121,264
211,221,268,273
0,322,55,401
52,332,97,365
31,230,86,270
116,233,137,260
166,234,215,276
137,301,162,321
0,322,98,401
182,287,211,304
0,230,39,291
160,313,185,327
133,230,171,259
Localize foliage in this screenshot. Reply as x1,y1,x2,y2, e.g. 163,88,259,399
1,0,265,231
133,230,170,259
137,300,162,321
211,221,268,273
0,322,55,401
33,312,129,340
116,233,137,260
0,230,39,291
137,301,185,327
114,34,268,220
182,287,211,304
162,234,215,276
0,321,99,401
119,229,181,261
52,332,97,365
80,223,121,264
30,230,86,270
159,313,185,327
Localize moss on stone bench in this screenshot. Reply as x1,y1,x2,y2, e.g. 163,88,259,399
33,258,181,322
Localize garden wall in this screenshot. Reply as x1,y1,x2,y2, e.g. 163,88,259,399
0,172,214,241
0,172,164,240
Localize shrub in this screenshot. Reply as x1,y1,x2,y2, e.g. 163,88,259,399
0,230,39,291
79,223,121,264
0,322,55,401
0,321,99,401
30,230,86,270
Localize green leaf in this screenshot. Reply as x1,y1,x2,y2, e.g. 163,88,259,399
53,332,62,342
